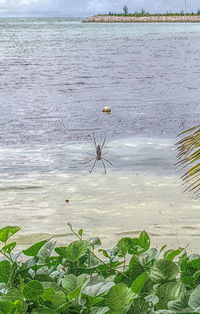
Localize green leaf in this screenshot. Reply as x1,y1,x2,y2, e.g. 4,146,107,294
23,280,44,300
62,274,77,293
128,255,144,282
23,239,48,256
149,259,179,283
62,273,89,300
138,231,150,253
11,251,21,262
90,307,109,314
83,282,114,297
0,301,15,314
131,272,148,295
128,237,150,256
1,242,16,254
138,248,159,267
55,240,90,262
41,288,55,302
105,283,134,314
160,244,167,253
54,246,67,257
21,257,37,270
0,226,20,243
58,303,71,312
189,284,200,309
129,297,149,314
52,291,66,309
181,275,195,289
155,282,186,310
38,241,56,262
32,307,59,314
14,299,27,312
99,249,110,258
42,282,61,292
127,238,140,255
163,248,184,261
168,292,190,312
115,237,132,257
5,288,24,302
78,229,83,238
90,296,105,306
86,252,99,267
67,286,82,300
89,237,101,248
34,274,53,282
145,294,159,305
118,232,150,256
0,260,11,283
189,257,200,269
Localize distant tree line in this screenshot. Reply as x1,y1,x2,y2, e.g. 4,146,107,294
107,6,200,16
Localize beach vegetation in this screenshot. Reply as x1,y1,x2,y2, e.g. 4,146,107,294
123,5,129,16
176,124,200,198
140,8,146,15
0,224,200,313
105,9,200,17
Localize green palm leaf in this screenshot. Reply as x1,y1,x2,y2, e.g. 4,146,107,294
176,124,200,197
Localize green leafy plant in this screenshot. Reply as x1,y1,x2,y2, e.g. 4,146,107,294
0,224,199,313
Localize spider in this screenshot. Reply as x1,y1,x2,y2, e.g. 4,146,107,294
83,133,113,174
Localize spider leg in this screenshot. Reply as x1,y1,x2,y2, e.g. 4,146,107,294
92,133,97,149
102,157,113,166
87,153,94,156
101,158,107,174
82,157,96,164
101,132,106,150
102,150,109,156
90,158,97,173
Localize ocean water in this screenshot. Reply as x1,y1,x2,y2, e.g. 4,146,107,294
0,18,200,250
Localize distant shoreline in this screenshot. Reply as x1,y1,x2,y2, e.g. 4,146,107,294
83,15,200,23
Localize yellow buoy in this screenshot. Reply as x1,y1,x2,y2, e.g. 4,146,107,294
103,106,111,113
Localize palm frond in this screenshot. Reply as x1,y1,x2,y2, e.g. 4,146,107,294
176,124,200,198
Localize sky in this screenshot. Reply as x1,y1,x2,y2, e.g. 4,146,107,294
0,0,199,17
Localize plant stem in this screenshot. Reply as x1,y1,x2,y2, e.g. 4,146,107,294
68,223,129,279
123,256,126,272
0,249,13,262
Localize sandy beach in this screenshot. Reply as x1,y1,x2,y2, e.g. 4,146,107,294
83,15,200,23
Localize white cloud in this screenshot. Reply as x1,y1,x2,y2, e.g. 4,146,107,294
87,0,123,12
0,0,61,15
0,0,199,16
85,0,199,15
0,0,40,8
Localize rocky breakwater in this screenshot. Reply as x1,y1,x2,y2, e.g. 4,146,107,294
83,15,200,23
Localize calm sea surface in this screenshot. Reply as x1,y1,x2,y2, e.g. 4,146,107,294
0,18,200,250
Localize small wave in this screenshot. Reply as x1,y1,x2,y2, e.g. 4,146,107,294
0,186,42,191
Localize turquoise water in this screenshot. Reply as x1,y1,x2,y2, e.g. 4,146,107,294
0,19,200,250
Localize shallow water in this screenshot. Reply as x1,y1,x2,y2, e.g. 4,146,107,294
0,19,200,144
0,19,200,251
0,136,199,252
